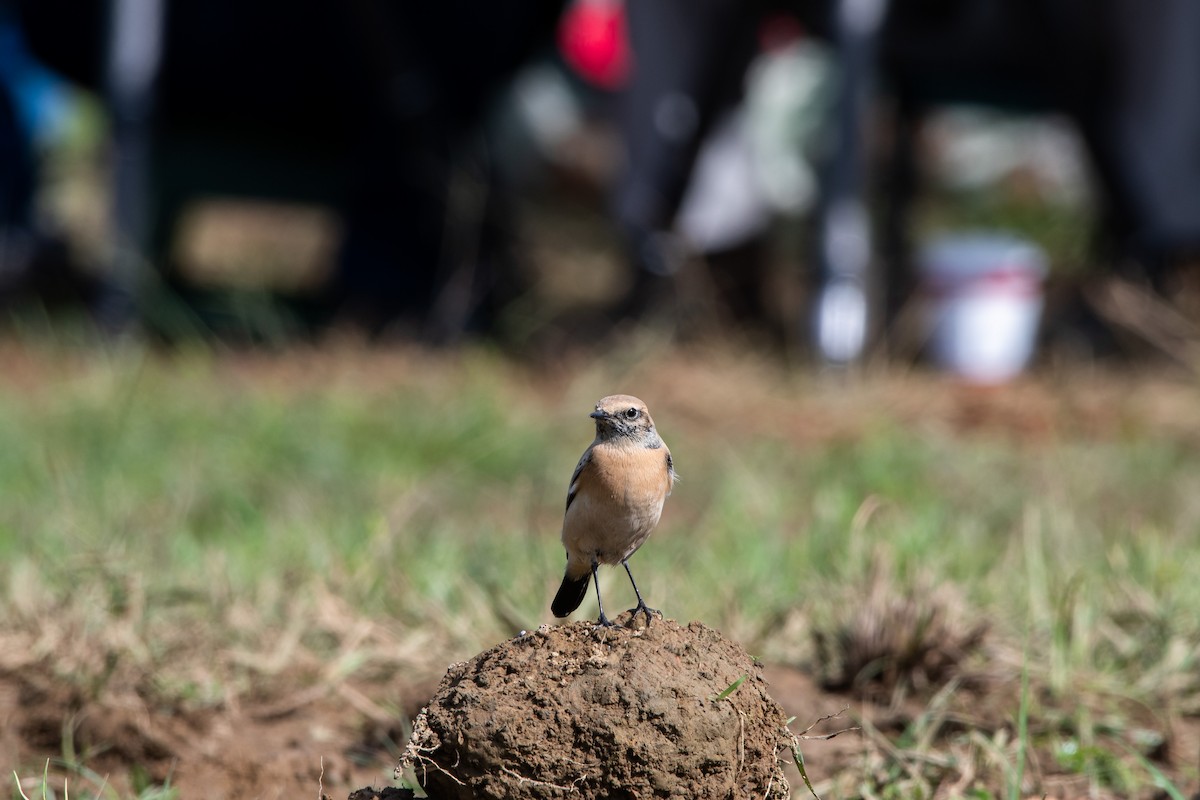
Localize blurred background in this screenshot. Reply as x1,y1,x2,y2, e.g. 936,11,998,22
3,2,1200,799
2,0,1197,367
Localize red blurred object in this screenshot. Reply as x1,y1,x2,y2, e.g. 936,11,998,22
557,0,631,90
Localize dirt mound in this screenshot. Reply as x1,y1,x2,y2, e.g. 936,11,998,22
399,614,793,799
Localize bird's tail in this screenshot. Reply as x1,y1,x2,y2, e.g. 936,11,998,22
551,571,591,618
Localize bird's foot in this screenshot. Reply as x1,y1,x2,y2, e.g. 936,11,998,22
627,601,660,627
594,611,617,630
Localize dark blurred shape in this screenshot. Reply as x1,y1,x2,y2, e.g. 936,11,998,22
611,0,1200,358
0,0,100,313
612,0,769,331
347,788,415,800
17,0,565,340
0,55,33,232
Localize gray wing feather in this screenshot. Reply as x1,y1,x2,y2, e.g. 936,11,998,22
565,448,593,513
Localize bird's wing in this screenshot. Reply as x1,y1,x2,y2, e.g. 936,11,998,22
565,447,593,513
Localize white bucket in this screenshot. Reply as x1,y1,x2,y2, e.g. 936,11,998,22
918,233,1047,384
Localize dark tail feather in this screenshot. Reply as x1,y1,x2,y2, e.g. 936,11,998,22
551,572,591,618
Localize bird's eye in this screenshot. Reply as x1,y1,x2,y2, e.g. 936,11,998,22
624,407,640,420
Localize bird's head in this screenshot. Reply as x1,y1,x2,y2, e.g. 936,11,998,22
590,394,655,440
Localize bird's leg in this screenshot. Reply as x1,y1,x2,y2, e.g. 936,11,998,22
623,560,659,625
592,560,615,628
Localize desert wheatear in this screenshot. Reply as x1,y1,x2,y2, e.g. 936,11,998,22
551,394,676,626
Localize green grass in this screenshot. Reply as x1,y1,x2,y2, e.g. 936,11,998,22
3,338,1199,797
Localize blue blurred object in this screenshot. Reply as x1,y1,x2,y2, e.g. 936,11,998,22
0,4,46,230
0,5,69,147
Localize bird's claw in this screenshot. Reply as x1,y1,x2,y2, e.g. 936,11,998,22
627,602,660,626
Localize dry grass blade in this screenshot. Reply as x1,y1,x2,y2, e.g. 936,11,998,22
1085,277,1200,370
11,768,31,800
795,707,860,741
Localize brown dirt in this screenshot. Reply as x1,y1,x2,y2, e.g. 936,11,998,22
0,637,865,800
400,614,794,799
6,644,1197,799
0,661,436,800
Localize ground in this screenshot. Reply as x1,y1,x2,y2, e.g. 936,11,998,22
3,621,852,799
7,625,1197,799
3,344,1199,799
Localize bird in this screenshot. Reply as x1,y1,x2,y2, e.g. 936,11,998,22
551,394,676,627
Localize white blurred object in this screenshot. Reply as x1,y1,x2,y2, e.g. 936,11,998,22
677,39,833,252
919,232,1047,384
813,199,871,363
816,277,869,364
676,110,772,253
510,63,584,156
925,108,1091,205
744,40,831,215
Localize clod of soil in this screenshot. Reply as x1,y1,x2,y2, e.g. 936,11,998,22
398,615,793,799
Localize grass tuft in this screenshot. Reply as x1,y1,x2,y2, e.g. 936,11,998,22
810,561,989,696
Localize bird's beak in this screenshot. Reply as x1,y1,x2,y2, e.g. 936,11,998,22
590,409,606,420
